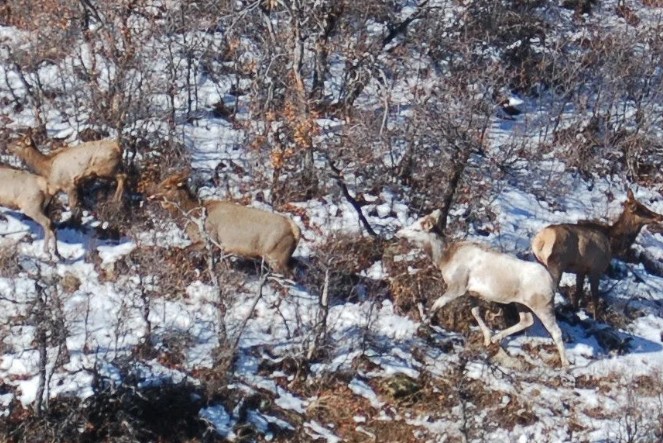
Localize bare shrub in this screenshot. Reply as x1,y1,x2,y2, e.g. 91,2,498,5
561,0,598,15
458,0,552,93
301,233,386,304
611,374,663,442
0,0,79,61
108,245,209,298
0,375,214,442
384,241,442,320
0,241,20,277
615,132,663,186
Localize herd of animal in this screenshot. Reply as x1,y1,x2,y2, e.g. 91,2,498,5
397,190,663,368
2,132,663,369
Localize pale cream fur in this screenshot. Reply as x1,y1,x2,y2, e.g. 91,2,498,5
8,134,126,214
398,210,569,367
149,173,301,274
0,165,59,258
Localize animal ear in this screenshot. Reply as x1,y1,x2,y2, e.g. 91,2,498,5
18,129,35,146
626,188,635,202
421,216,435,232
429,209,443,224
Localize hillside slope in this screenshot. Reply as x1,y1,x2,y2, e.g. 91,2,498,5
1,0,663,441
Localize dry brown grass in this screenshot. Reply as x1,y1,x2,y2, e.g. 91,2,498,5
58,273,81,294
301,233,387,303
97,244,211,299
0,0,76,32
0,241,20,277
574,373,619,395
304,376,429,442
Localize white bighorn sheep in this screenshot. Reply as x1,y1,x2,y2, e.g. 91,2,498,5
148,172,301,275
397,210,569,367
8,134,126,218
532,189,663,318
0,165,59,258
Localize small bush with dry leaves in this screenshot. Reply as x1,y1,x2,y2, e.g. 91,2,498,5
0,370,217,442
301,233,387,303
385,249,442,321
0,241,20,277
100,245,210,299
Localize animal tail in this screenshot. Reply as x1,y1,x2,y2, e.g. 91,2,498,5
289,218,302,243
531,231,550,266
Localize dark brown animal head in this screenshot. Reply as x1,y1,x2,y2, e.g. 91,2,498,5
147,171,198,212
610,189,663,257
622,188,663,226
6,133,34,156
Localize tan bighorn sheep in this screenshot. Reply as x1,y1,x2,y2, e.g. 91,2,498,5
0,165,59,258
148,172,301,275
532,189,663,318
8,133,126,218
397,210,569,367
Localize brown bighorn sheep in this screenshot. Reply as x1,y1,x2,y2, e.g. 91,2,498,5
0,165,59,258
532,189,663,317
8,134,126,218
397,210,568,367
148,172,301,275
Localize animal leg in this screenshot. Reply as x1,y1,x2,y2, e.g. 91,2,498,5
430,287,464,313
572,273,585,309
589,274,601,320
490,308,533,344
267,256,288,276
268,235,297,276
32,211,60,260
66,185,83,222
431,269,468,314
533,305,569,368
547,265,562,289
66,185,80,210
113,173,127,202
470,306,492,346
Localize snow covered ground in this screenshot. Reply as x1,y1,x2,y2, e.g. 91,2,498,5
2,122,662,440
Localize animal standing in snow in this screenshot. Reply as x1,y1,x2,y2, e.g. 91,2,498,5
148,172,301,275
0,165,59,258
8,133,126,219
397,210,569,367
532,189,663,318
